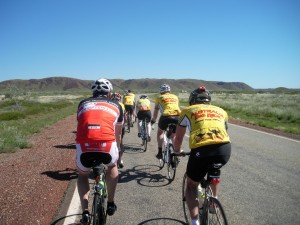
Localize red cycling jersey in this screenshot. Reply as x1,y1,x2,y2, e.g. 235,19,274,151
76,97,123,144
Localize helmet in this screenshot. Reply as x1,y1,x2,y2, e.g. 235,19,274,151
140,94,148,99
189,86,211,105
159,84,171,93
91,78,113,94
111,92,122,101
127,89,131,93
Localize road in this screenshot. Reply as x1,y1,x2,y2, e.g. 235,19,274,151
55,109,300,225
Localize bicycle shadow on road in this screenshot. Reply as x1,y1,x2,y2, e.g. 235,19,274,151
50,213,81,225
124,143,145,153
53,143,76,149
118,164,172,187
41,168,78,181
138,217,186,225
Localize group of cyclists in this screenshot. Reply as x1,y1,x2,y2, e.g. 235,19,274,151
75,78,231,225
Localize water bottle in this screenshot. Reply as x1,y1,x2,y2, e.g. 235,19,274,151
198,186,205,208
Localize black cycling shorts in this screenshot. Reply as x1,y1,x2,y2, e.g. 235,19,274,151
186,143,231,182
137,110,152,121
125,105,134,114
158,115,179,131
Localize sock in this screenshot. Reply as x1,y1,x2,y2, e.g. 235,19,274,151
191,219,200,225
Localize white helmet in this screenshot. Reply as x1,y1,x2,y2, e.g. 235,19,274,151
91,78,113,94
159,84,171,93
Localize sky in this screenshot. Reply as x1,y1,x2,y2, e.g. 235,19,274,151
0,0,300,89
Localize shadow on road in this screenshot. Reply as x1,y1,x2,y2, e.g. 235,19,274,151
124,143,145,153
138,217,186,225
41,168,78,181
50,213,81,225
119,164,172,187
53,143,76,149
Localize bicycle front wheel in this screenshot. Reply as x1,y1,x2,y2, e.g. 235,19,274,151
202,197,228,225
182,173,191,225
167,144,177,181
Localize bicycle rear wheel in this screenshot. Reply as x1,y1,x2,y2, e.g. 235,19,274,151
167,144,177,181
92,194,106,225
142,120,148,152
127,113,131,133
202,197,228,225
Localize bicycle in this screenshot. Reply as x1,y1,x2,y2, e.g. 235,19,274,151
180,152,229,225
158,123,179,181
140,118,150,152
125,111,133,133
87,160,108,225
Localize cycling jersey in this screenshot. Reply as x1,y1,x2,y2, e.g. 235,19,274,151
118,101,125,112
178,104,230,148
123,94,135,106
136,98,151,111
154,93,181,116
76,97,123,142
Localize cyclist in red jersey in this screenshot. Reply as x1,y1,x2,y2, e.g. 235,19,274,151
76,78,123,224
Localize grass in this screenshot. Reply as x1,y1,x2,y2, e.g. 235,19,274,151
177,92,300,134
1,91,299,153
0,97,82,153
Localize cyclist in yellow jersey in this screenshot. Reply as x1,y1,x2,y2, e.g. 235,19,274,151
123,89,136,124
136,94,152,141
151,84,181,159
111,92,126,169
173,86,231,225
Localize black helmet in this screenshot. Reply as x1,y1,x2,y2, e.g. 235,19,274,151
139,94,148,99
189,86,211,105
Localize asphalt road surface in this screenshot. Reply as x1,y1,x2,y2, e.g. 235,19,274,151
56,107,300,225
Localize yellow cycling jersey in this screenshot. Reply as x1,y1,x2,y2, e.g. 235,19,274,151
154,93,181,116
123,94,135,106
119,102,125,112
178,104,230,149
136,98,151,111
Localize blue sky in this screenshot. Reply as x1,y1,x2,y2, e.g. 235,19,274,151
1,0,299,89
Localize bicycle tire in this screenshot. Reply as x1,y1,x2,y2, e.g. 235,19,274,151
143,120,148,152
202,197,228,225
127,113,131,133
167,144,177,181
92,194,101,225
182,173,191,225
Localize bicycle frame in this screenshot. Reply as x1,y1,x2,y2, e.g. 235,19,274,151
181,153,228,225
91,164,107,225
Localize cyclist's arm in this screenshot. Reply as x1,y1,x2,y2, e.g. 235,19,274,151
174,125,186,153
151,108,159,123
115,122,123,150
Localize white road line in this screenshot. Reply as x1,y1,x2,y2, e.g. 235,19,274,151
63,185,81,225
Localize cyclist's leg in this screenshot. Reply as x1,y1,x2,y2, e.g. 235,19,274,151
76,144,92,213
105,142,119,215
146,111,152,139
205,143,231,197
137,111,142,136
185,176,200,222
186,150,208,223
156,116,166,158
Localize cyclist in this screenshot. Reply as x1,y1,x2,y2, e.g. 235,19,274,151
76,78,123,224
150,84,181,159
123,89,136,125
111,92,126,168
136,94,152,141
173,86,231,225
